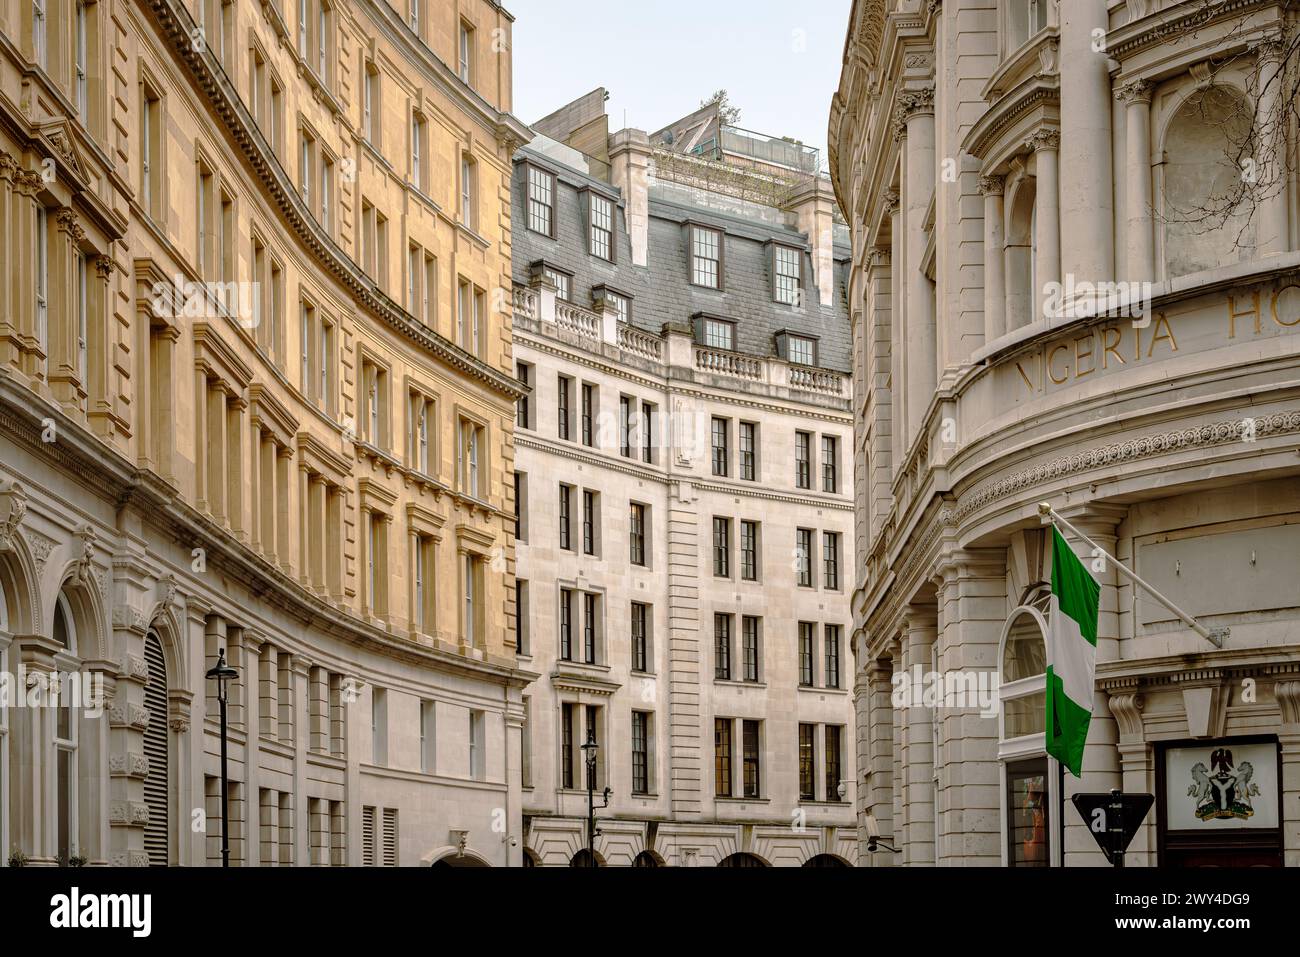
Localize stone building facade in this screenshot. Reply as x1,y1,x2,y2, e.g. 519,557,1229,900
831,0,1300,866
512,98,858,866
0,0,532,866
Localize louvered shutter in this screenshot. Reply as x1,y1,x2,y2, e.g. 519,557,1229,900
142,632,169,866
362,805,375,865
382,808,397,866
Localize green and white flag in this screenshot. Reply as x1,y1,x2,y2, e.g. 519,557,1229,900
1047,526,1100,778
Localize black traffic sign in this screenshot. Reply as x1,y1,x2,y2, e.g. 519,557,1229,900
1071,789,1154,867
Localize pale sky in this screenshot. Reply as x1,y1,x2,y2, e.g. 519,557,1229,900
508,0,853,168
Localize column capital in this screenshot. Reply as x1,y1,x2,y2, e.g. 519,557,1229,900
1275,678,1300,726
977,175,1005,197
882,189,900,215
1025,128,1060,154
892,86,935,141
1114,79,1154,105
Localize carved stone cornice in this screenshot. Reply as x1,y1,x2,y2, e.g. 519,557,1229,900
1276,679,1300,726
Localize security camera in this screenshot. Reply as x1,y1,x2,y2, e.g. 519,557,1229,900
509,837,518,848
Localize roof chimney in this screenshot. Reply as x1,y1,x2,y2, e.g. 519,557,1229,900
786,178,838,309
609,129,652,268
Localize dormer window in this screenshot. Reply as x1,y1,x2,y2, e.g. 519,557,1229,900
689,225,723,289
773,244,803,305
775,330,819,366
695,314,736,351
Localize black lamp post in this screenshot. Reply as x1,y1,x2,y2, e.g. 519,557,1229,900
205,648,238,868
580,728,610,867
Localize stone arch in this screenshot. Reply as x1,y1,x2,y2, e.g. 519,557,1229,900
0,536,40,636
632,849,665,868
569,847,604,867
50,565,106,660
426,844,493,867
146,602,190,698
1159,82,1256,279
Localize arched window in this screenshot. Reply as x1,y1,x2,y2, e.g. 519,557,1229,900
1162,86,1256,279
569,848,601,868
717,852,767,868
1004,177,1037,330
142,631,170,866
632,850,662,868
802,853,849,867
998,597,1056,868
52,592,79,865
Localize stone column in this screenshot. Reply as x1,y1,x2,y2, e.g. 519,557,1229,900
979,176,1006,343
901,603,937,865
291,654,312,864
1058,0,1114,285
106,604,150,869
49,208,85,411
1276,679,1300,867
12,635,61,863
1028,130,1061,322
87,256,114,431
866,247,894,543
278,448,294,577
1254,36,1290,256
665,479,702,818
899,88,936,446
9,168,43,378
885,190,903,476
933,546,1007,865
194,370,210,511
1116,81,1155,283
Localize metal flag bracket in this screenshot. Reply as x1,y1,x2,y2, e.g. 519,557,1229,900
1037,502,1228,649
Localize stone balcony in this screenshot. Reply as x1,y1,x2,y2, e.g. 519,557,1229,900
513,282,849,409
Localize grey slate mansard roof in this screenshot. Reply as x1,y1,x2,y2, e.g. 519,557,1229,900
511,145,852,373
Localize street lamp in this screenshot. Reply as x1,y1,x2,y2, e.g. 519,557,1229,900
580,728,610,867
205,648,238,868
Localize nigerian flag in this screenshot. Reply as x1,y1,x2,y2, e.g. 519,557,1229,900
1046,527,1100,778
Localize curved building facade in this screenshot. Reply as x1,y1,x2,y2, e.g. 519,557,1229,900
0,0,531,866
512,100,858,866
831,0,1300,866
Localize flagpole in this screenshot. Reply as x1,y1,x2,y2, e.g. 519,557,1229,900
1037,503,1227,649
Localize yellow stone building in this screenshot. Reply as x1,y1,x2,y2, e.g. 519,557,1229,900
0,0,531,866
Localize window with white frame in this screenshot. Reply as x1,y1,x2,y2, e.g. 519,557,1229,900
999,597,1053,867
544,268,570,303
690,225,722,288
527,166,555,236
74,0,89,116
363,63,379,145
1007,0,1049,52
460,153,475,230
701,317,734,351
33,0,48,68
607,290,630,323
787,335,816,367
420,700,435,773
458,418,483,498
589,193,613,260
468,710,485,779
774,245,801,304
52,593,79,864
75,250,88,386
371,687,387,766
36,206,48,359
408,389,432,475
458,21,474,86
411,112,425,191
